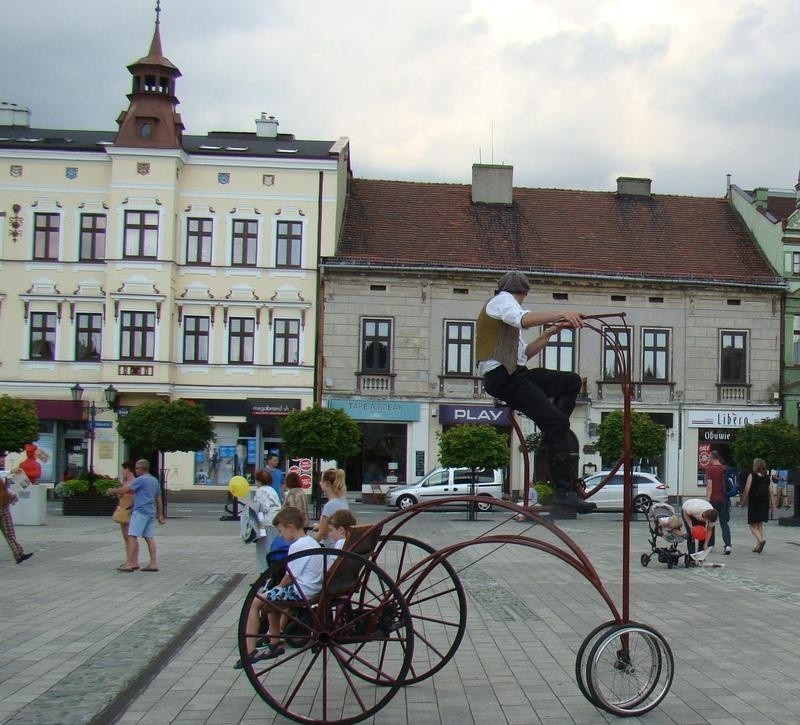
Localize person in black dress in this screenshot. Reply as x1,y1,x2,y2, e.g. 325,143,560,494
738,458,772,553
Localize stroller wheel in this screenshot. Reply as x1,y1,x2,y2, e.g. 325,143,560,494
640,553,650,567
667,558,673,570
684,555,691,568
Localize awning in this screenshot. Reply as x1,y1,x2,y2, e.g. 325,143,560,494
34,399,84,422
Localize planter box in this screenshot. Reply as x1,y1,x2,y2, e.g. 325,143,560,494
62,494,117,517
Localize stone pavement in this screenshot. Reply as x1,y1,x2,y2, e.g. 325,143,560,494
3,499,800,724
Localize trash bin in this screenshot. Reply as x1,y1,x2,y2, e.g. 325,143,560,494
12,480,47,526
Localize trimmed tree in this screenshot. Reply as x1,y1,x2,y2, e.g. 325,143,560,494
116,399,214,513
438,424,509,520
731,418,800,470
596,410,666,467
279,404,361,517
0,396,39,454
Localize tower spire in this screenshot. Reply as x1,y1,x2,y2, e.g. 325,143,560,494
114,1,184,148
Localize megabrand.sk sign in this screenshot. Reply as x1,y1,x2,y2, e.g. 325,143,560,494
438,404,511,426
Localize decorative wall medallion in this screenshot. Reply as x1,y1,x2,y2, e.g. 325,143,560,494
10,165,22,178
65,167,78,180
137,162,151,175
218,172,230,185
262,174,275,187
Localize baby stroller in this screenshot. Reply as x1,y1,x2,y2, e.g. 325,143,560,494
641,502,690,569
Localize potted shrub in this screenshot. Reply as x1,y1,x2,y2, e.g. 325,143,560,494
56,475,118,516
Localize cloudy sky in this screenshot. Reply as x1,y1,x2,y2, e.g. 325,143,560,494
4,0,800,196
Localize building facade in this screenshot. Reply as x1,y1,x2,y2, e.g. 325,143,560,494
729,181,800,427
0,17,349,490
323,168,783,500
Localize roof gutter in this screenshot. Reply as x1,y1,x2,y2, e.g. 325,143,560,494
319,261,786,292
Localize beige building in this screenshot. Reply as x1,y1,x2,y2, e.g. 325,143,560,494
322,168,784,501
0,17,349,490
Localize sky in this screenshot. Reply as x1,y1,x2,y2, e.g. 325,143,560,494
4,0,800,197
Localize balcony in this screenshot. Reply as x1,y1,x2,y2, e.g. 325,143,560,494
717,383,751,402
438,374,485,398
356,372,395,395
596,380,676,403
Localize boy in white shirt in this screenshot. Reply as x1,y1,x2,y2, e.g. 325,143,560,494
328,509,357,549
235,506,321,667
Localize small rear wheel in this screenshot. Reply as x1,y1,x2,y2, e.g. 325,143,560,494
585,622,674,716
575,621,619,705
640,553,650,567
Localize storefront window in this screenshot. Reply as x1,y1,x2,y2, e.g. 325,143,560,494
195,422,258,485
345,422,407,491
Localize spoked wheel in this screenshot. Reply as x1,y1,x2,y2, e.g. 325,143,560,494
584,622,674,717
575,620,619,704
237,548,414,725
371,534,467,685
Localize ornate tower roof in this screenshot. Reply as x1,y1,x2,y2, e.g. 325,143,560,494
114,1,184,149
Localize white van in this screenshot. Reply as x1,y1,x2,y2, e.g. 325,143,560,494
384,467,504,511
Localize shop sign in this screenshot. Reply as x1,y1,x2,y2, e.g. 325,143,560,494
438,404,510,426
686,409,778,429
700,429,735,443
328,399,420,421
248,398,301,420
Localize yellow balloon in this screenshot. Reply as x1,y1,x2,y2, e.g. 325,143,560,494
228,475,250,499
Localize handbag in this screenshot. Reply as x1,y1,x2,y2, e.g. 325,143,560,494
112,504,132,524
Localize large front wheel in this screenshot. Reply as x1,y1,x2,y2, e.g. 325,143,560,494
237,548,414,725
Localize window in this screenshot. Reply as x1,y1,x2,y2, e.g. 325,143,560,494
29,312,56,359
362,318,391,373
273,318,300,365
33,213,60,260
186,218,212,265
793,252,800,275
120,311,155,360
444,321,474,375
75,313,102,360
231,219,258,267
542,327,575,372
276,220,302,268
79,214,106,262
183,316,210,363
123,211,158,258
602,326,629,381
793,316,800,365
720,331,747,384
229,317,255,364
642,328,669,381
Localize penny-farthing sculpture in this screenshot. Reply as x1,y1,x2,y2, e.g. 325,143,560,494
236,312,673,722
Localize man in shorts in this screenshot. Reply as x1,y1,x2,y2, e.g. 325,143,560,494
107,459,164,571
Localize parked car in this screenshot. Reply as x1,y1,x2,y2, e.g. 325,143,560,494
385,467,504,511
580,470,668,512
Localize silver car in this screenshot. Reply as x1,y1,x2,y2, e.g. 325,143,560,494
385,467,504,511
581,470,668,512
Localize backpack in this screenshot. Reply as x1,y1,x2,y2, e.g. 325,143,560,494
723,468,739,498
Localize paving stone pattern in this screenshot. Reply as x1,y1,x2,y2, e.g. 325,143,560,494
3,501,800,724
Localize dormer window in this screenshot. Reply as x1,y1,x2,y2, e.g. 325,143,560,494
140,122,152,140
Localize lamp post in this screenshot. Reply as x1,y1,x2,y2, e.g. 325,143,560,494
70,383,119,475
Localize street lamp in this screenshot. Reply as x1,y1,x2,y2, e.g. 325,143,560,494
70,383,120,475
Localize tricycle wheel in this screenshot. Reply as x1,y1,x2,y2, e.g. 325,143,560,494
237,548,414,725
585,622,674,716
372,534,467,685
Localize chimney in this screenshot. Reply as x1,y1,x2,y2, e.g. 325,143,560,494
255,112,279,138
472,164,513,205
616,177,652,197
0,102,31,128
753,187,768,212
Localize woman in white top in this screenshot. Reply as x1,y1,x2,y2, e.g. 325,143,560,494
313,468,349,546
250,469,282,572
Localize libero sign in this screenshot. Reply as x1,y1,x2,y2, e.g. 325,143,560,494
686,409,778,429
438,404,511,426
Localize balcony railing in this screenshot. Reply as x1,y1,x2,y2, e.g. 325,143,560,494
438,374,485,398
596,379,676,402
717,383,751,402
356,372,395,394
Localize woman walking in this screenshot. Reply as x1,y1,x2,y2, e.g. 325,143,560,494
112,461,137,571
282,471,309,523
739,458,773,553
249,470,281,572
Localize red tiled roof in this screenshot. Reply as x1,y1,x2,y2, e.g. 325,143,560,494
334,179,780,286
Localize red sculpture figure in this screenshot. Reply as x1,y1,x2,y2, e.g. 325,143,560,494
17,444,44,484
